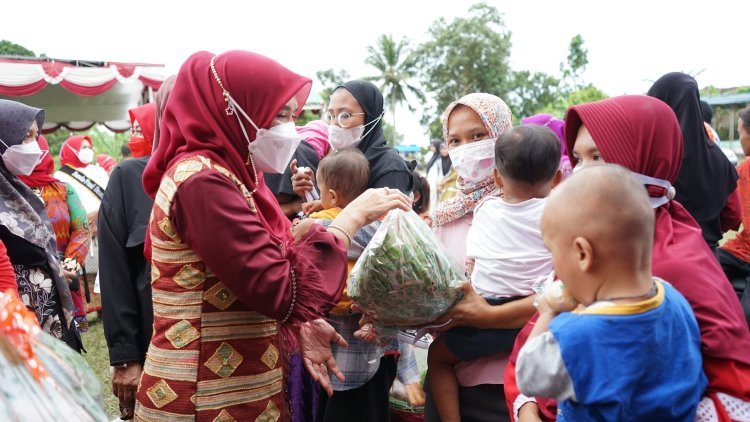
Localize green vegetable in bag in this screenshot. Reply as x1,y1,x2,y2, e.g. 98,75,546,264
349,209,464,328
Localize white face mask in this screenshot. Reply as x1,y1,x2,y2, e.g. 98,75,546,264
448,138,496,184
632,172,676,208
78,147,94,165
0,139,43,176
248,121,302,174
327,113,383,151
572,164,675,209
210,56,301,175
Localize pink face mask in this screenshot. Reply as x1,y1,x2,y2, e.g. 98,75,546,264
448,138,496,184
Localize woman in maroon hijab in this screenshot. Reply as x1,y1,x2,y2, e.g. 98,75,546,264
506,96,750,421
134,51,408,421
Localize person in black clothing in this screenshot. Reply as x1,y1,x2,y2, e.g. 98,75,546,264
647,72,741,250
292,80,413,201
98,76,175,420
292,80,413,421
98,155,153,418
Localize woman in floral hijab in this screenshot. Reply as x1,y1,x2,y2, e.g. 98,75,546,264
0,99,81,352
432,93,512,273
425,93,524,421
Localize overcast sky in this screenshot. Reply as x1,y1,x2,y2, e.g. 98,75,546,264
2,0,747,145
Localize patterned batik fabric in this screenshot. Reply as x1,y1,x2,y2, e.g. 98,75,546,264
13,263,66,339
135,156,285,422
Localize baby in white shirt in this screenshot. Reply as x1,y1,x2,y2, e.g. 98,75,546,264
428,124,564,422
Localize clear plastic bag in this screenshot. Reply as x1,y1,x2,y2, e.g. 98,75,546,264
349,209,464,331
0,291,106,421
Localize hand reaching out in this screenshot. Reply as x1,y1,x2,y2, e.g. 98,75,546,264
298,319,348,396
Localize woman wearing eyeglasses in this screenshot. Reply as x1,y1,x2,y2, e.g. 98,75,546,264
291,80,415,422
18,135,91,332
293,80,414,201
0,100,83,352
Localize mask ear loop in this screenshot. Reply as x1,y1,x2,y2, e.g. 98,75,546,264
209,56,260,194
360,111,385,141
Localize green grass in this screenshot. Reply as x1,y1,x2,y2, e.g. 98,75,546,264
81,313,120,420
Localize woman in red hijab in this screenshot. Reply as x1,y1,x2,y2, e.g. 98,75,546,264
55,135,110,214
506,96,750,421
55,134,109,311
135,51,409,421
128,103,156,158
18,135,91,331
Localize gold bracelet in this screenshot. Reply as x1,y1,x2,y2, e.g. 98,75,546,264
328,224,353,245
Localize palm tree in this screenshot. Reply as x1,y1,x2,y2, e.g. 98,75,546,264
365,34,425,140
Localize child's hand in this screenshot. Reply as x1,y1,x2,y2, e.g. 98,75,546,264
538,283,579,314
353,323,379,343
292,219,316,242
404,383,426,407
302,200,323,215
518,402,543,422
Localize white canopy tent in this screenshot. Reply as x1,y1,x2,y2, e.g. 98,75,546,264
0,57,166,133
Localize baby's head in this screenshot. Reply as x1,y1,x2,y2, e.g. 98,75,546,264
316,149,370,209
541,164,654,305
494,125,562,202
411,170,430,215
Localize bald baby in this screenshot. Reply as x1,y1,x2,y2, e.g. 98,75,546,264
541,164,655,305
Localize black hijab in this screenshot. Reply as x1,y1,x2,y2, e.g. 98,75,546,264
426,139,451,176
647,73,738,227
335,80,412,192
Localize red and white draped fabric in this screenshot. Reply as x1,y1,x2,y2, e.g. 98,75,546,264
0,58,164,97
41,121,133,134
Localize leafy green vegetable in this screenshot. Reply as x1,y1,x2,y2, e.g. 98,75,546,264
350,209,464,327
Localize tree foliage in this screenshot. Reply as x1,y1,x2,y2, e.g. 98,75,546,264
0,40,35,57
43,129,73,162
517,35,605,119
313,6,607,138
316,69,351,103
508,71,560,122
382,121,403,147
560,34,588,91
414,3,513,138
539,84,608,117
365,34,424,137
